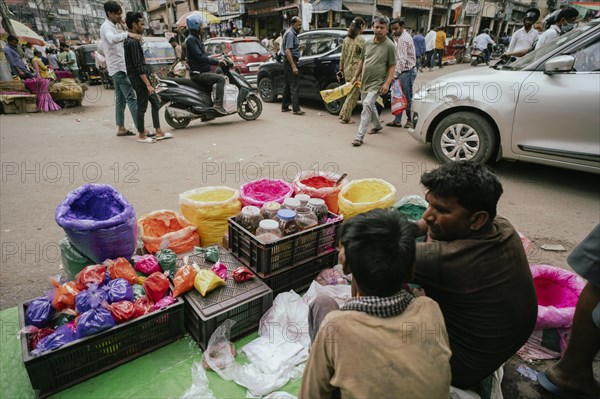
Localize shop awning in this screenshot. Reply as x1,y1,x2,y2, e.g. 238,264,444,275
313,0,343,14
247,3,298,16
343,2,383,16
218,14,242,21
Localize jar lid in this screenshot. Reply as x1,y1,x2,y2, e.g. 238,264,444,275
283,197,301,208
259,219,279,230
242,206,261,216
308,198,325,206
263,201,281,211
277,209,296,221
295,194,310,202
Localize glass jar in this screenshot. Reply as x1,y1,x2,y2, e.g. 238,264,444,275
295,207,318,231
294,194,310,208
308,198,329,224
282,197,301,211
277,209,300,236
255,219,282,243
261,201,281,220
235,206,263,234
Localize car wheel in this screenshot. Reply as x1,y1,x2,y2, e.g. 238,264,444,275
432,112,496,164
258,78,275,103
323,82,344,115
238,94,263,121
164,109,191,129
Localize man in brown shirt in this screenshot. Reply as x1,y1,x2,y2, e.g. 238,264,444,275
414,161,538,389
300,209,452,398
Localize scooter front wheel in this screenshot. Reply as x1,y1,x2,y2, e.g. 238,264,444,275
165,109,191,129
238,94,263,121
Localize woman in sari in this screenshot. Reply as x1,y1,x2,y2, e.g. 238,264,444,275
338,17,365,124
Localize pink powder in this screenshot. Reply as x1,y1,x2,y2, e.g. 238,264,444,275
240,179,294,207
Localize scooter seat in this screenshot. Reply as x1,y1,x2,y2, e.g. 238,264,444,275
167,78,209,93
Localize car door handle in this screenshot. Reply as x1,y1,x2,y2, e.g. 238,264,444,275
321,61,331,65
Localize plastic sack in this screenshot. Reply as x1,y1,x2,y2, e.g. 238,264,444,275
338,178,397,219
181,361,217,399
132,254,162,275
154,293,175,311
105,278,134,303
109,300,135,323
143,272,170,303
132,296,154,318
210,262,227,281
223,83,239,114
390,79,407,115
55,184,137,263
173,264,198,298
319,80,360,103
25,297,55,327
75,284,109,313
172,61,187,78
393,195,429,222
239,179,294,208
25,326,55,351
195,246,219,263
50,278,80,311
75,265,107,290
194,269,225,296
132,284,145,299
302,281,352,308
32,323,76,355
232,266,254,283
179,187,242,246
233,362,299,397
59,237,95,279
201,320,237,379
315,268,348,286
293,171,346,214
104,257,138,285
137,210,199,254
531,264,586,329
156,249,178,275
76,307,116,338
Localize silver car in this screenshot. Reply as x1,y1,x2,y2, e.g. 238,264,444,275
409,19,600,174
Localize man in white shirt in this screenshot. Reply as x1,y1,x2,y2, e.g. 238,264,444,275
425,26,436,72
506,8,540,57
100,0,143,137
473,28,495,65
302,0,313,31
536,7,579,50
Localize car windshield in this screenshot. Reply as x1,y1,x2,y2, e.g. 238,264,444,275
232,41,268,55
508,22,597,70
142,41,176,64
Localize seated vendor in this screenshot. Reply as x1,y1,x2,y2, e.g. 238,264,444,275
299,209,452,398
413,161,538,389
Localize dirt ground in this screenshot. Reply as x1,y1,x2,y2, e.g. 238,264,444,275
1,63,598,394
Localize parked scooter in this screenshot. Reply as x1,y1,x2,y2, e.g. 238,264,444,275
470,47,487,66
155,54,262,129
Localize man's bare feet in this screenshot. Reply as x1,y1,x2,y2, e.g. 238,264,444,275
542,364,600,397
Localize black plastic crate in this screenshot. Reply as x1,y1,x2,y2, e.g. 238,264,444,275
176,247,273,350
256,250,338,297
228,212,341,274
19,296,184,398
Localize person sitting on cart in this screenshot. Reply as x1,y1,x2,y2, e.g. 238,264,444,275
31,50,50,79
3,35,34,79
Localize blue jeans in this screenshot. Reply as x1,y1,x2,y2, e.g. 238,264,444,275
394,67,417,124
112,71,138,129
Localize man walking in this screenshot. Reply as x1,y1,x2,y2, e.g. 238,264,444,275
435,26,446,68
386,19,416,129
425,26,436,71
124,12,173,143
473,28,495,65
413,27,426,73
505,8,540,58
350,17,396,147
100,0,142,137
280,16,305,115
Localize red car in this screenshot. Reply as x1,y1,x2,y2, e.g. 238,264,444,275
203,37,271,87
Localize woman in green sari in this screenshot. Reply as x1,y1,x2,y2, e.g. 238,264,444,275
338,17,366,124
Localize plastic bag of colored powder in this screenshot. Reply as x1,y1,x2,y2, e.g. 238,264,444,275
75,265,107,290
194,269,225,296
154,294,175,311
156,249,178,275
76,307,115,338
132,254,161,275
143,272,170,303
210,262,228,281
50,278,80,311
109,301,135,323
105,278,134,303
104,257,138,285
26,297,55,328
240,179,294,207
138,210,199,254
75,284,109,313
173,264,198,298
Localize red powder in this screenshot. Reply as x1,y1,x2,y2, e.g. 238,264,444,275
301,176,335,189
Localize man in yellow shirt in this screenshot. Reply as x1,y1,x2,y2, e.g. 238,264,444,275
435,26,446,68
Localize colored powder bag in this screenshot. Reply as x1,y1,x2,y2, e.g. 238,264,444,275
210,262,228,281
75,284,109,313
104,257,138,285
173,264,197,298
137,210,199,254
109,301,135,324
132,254,162,275
50,278,80,311
26,297,55,328
76,307,116,338
232,266,254,283
338,178,397,219
154,294,175,311
32,323,76,355
27,327,55,351
155,249,178,275
132,284,145,300
239,179,294,207
293,171,346,213
55,184,137,263
194,269,225,296
132,297,154,318
59,237,95,280
143,272,170,303
105,278,134,303
75,265,107,290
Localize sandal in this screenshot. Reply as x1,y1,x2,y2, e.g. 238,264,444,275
352,139,363,147
340,119,355,124
368,127,383,134
385,121,403,128
137,137,156,144
156,132,174,140
116,129,135,137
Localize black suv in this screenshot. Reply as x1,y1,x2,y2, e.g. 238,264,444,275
257,29,374,115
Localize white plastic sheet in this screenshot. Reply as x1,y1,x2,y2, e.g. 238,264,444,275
302,281,352,308
181,362,217,399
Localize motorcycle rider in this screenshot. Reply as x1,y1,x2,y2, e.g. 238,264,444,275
472,28,495,65
505,8,540,58
185,14,228,115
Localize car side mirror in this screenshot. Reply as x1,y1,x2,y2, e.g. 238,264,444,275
544,55,575,75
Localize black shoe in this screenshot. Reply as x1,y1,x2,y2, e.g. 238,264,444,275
213,105,228,115
281,107,291,112
292,110,305,116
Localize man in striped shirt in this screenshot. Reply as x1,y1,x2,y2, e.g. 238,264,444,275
387,19,417,129
124,12,173,143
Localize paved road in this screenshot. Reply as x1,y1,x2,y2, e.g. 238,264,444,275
0,63,599,309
